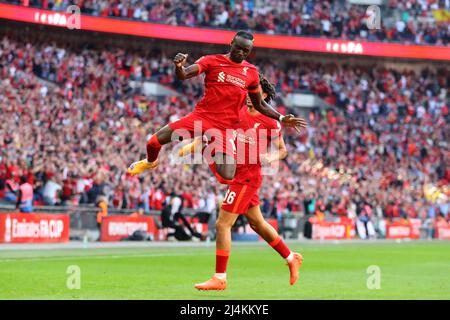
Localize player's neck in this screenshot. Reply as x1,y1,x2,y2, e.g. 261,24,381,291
224,53,243,64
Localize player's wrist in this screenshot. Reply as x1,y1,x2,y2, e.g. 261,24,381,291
278,114,285,122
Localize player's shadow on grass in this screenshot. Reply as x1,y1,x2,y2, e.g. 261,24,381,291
193,292,228,299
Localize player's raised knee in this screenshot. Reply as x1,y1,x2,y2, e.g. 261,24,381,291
216,164,236,180
219,171,235,181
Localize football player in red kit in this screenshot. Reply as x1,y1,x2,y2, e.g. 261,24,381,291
127,31,307,181
181,75,304,290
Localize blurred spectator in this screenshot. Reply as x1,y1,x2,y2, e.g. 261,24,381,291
16,175,33,213
42,174,62,206
96,194,108,233
4,172,19,203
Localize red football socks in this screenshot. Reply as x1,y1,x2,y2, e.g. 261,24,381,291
269,236,291,259
146,134,161,162
216,249,230,273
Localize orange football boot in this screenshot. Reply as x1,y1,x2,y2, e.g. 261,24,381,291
288,252,303,285
194,276,227,291
127,158,159,175
178,137,203,157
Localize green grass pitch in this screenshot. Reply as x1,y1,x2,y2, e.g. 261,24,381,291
0,241,449,299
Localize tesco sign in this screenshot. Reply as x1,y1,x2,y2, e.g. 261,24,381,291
34,12,68,26
326,41,364,54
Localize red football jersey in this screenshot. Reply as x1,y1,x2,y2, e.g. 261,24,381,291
194,54,260,129
233,107,282,187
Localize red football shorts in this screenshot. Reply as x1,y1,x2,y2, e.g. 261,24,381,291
168,112,237,161
221,184,260,215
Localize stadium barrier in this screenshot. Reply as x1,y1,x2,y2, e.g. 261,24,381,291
0,212,69,243
0,204,296,241
311,218,355,240
410,218,422,239
435,220,450,240
435,227,450,240
386,219,421,240
0,206,447,241
100,215,157,242
0,205,174,240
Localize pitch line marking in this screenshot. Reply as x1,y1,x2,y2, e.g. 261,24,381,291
0,252,208,263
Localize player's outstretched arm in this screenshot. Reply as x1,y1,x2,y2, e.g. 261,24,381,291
173,53,199,80
248,91,308,133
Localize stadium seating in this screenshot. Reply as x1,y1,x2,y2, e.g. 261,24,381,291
5,0,449,45
0,33,448,232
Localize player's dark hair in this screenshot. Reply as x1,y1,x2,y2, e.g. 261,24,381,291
234,31,254,41
259,74,276,103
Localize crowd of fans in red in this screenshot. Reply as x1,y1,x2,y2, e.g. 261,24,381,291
5,0,450,45
0,34,448,228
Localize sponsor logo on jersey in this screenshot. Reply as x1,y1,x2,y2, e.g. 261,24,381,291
216,71,246,88
218,71,225,82
235,132,256,145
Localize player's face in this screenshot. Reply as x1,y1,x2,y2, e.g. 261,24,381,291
230,36,253,63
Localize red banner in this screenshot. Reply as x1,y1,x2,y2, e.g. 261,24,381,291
435,220,450,240
312,220,355,240
1,4,449,61
386,221,413,239
409,218,422,239
100,215,156,242
435,226,450,240
0,213,69,243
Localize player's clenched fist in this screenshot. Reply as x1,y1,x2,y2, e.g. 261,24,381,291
173,53,188,67
281,114,308,133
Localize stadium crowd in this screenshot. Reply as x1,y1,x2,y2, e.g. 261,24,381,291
0,34,448,234
4,0,450,45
